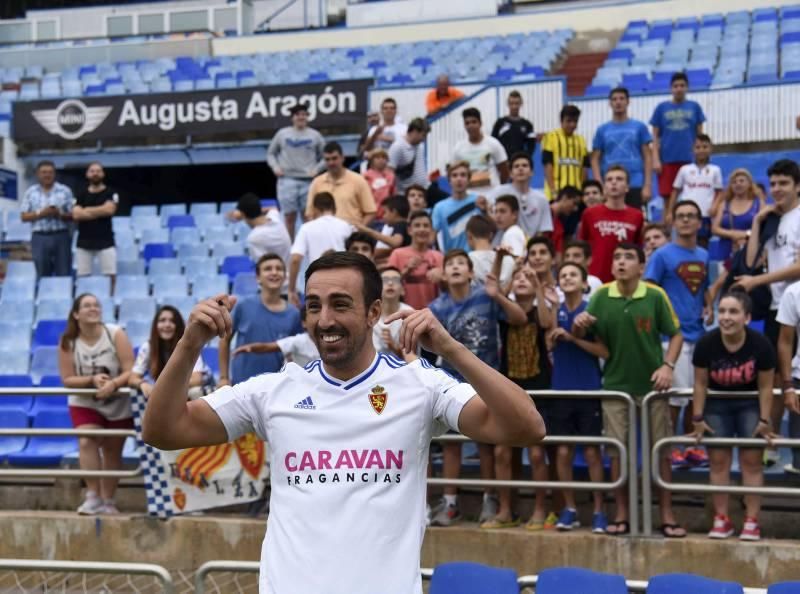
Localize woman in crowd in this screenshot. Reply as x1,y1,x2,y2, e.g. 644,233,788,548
59,293,134,515
129,305,209,400
711,168,765,264
690,291,777,542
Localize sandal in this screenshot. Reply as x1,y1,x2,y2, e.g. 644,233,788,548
660,523,687,538
525,517,546,531
480,515,521,530
606,520,630,536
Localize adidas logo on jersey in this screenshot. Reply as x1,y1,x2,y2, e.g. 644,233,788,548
294,396,316,410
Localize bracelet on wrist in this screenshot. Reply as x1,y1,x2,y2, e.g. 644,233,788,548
663,360,676,370
783,380,796,391
759,417,770,425
691,414,704,423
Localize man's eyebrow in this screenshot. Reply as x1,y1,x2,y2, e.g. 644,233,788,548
305,293,355,301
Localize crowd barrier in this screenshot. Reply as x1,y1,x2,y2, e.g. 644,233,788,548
641,389,800,537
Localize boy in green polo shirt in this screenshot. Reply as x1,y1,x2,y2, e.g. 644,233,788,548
573,242,685,538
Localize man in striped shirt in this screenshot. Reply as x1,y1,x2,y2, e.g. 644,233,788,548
542,105,590,201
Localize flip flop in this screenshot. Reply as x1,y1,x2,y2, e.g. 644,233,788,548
606,520,630,536
660,523,687,538
480,515,521,530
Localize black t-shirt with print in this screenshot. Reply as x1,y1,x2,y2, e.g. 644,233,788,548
75,186,118,250
692,327,776,392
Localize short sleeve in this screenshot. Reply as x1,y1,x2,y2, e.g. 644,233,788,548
20,188,34,212
649,104,661,127
639,122,653,145
696,102,706,125
592,127,605,152
673,166,686,190
490,138,508,164
713,167,724,190
275,335,296,357
63,186,75,211
586,292,607,339
644,249,665,283
776,286,800,327
201,375,269,441
290,225,307,256
426,364,477,435
538,200,554,232
541,131,553,153
431,202,444,232
387,142,401,168
654,288,680,337
357,176,377,215
692,333,711,368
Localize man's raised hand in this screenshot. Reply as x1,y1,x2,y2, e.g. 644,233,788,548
384,308,456,357
185,295,237,348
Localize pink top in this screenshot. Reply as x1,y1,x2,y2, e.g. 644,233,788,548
364,168,396,220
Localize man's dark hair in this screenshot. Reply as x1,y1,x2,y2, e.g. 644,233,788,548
346,231,376,251
609,87,630,100
408,209,432,225
381,97,396,107
383,195,410,218
289,102,310,116
404,184,427,199
466,214,496,240
564,239,591,260
767,159,800,184
508,90,522,100
558,261,588,281
495,194,519,213
643,222,668,237
560,104,581,121
236,192,262,219
671,71,689,85
36,160,56,171
695,133,712,144
672,199,702,220
582,179,603,194
443,248,474,271
614,241,645,264
527,235,555,257
462,107,482,123
407,117,430,134
256,252,286,274
312,192,336,213
509,151,533,170
305,251,382,309
556,185,582,202
323,141,343,155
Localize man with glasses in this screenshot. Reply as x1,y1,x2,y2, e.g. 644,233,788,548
305,142,376,225
645,199,712,467
372,267,415,359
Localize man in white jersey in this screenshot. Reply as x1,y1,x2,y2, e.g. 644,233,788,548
143,252,545,594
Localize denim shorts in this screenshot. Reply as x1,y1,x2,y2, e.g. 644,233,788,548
705,398,760,447
276,177,311,214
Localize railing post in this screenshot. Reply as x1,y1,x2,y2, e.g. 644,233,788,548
641,391,655,537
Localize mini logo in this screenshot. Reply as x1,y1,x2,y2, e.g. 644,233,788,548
31,99,112,140
294,396,316,410
368,385,388,415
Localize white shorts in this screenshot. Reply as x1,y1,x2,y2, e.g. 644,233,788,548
667,340,695,406
76,247,117,276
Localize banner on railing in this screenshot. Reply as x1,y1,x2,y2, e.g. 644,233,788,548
130,393,270,518
12,79,371,148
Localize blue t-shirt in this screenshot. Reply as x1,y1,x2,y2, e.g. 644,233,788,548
592,119,652,188
649,100,706,164
552,300,603,390
431,194,480,252
230,295,303,383
644,243,709,343
429,286,499,379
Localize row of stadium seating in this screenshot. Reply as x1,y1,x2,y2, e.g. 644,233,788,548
588,6,799,96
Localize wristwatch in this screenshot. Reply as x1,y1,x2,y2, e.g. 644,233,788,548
663,360,676,370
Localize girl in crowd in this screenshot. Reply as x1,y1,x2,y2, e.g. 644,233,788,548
129,305,209,400
711,168,766,264
59,293,134,515
690,291,777,541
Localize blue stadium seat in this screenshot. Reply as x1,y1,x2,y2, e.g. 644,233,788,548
177,244,209,261
194,213,226,230
584,84,612,97
211,241,244,263
152,275,189,303
35,300,72,324
219,201,238,215
1,277,36,302
537,568,628,594
221,256,255,283
148,258,182,276
172,228,202,246
5,261,36,279
163,295,197,321
202,346,220,380
429,562,518,594
0,322,32,351
7,409,76,467
768,582,800,594
115,275,150,304
647,574,744,594
0,375,34,413
32,320,68,350
609,48,634,61
118,297,157,326
166,214,195,230
232,272,259,297
131,214,161,237
140,228,170,245
0,301,34,326
125,319,151,347
37,276,72,304
76,275,112,298
0,409,28,461
192,274,230,299
0,351,30,376
189,203,218,216
117,259,146,276
28,374,67,419
131,205,158,217
143,243,176,263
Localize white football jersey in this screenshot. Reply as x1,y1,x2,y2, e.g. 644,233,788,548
203,353,476,594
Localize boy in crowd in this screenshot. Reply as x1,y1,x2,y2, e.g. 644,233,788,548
645,200,713,467
429,249,528,526
405,184,428,212
582,180,604,208
643,223,669,261
219,254,303,386
526,237,560,306
542,104,590,201
491,195,527,258
548,261,609,533
489,153,553,238
466,215,514,286
372,266,416,360
666,134,723,240
432,161,481,252
346,232,376,261
574,243,685,538
388,210,444,310
563,240,603,296
453,107,509,191
550,185,583,255
578,165,644,282
232,307,319,367
354,194,411,263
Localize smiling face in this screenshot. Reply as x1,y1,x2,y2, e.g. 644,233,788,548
526,242,553,276
770,174,800,213
304,268,380,369
409,215,433,245
558,263,585,294
718,295,750,337
583,185,603,207
156,309,177,341
381,100,397,124
257,257,286,292
74,294,102,325
292,109,309,129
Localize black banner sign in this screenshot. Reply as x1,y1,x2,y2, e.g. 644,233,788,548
12,79,371,146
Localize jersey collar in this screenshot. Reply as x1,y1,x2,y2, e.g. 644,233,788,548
608,280,647,300
313,353,383,391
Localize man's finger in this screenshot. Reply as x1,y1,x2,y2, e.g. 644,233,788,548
385,308,417,325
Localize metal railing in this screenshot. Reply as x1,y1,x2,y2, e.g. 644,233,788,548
469,390,638,535
0,559,174,593
641,389,798,536
0,387,141,479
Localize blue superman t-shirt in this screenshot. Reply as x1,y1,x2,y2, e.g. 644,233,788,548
649,100,706,164
431,194,480,252
592,119,652,188
644,243,709,343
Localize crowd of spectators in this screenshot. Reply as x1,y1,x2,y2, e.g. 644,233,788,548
20,72,800,540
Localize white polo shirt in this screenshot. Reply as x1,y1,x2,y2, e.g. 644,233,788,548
673,162,723,217
766,206,800,309
203,354,476,594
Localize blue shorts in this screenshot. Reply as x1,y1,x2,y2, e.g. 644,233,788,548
705,398,760,449
276,177,311,214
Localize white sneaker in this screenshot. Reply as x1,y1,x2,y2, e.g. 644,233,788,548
478,495,499,524
77,496,104,516
100,501,120,515
426,504,432,527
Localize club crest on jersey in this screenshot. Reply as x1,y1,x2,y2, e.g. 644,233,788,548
369,385,387,415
